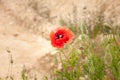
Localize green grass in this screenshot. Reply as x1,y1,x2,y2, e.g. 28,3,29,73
50,17,120,80
53,49,82,80
83,55,105,80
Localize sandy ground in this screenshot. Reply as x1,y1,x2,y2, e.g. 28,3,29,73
0,7,56,79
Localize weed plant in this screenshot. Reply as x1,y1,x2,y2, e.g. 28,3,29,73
49,23,120,80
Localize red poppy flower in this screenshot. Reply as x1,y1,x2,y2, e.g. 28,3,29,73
50,27,75,48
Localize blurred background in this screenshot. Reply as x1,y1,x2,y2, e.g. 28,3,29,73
0,0,120,79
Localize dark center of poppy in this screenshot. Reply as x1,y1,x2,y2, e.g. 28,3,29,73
56,34,64,39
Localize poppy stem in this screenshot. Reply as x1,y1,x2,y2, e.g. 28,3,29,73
59,52,64,65
60,49,70,62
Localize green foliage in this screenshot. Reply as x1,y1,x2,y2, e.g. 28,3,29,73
55,5,120,80
83,55,105,80
53,19,120,80
104,36,120,80
90,23,112,38
110,45,120,80
53,49,82,80
21,68,28,80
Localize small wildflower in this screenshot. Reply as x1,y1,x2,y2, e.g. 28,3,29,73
50,27,74,48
